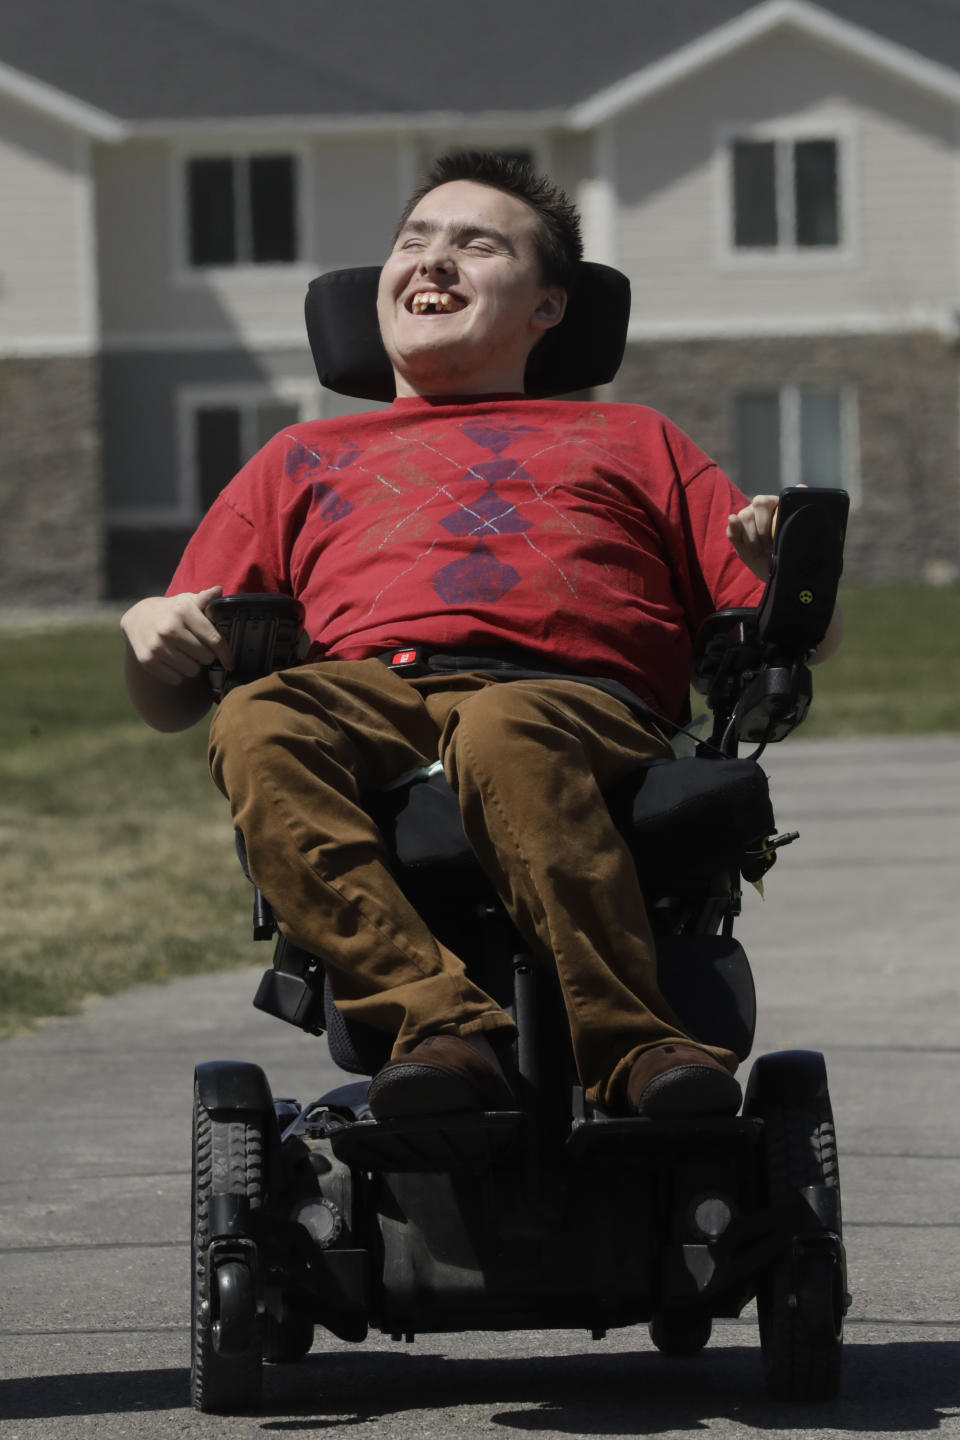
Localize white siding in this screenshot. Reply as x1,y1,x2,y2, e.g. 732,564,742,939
312,139,405,267
96,134,401,345
613,29,958,334
0,96,96,353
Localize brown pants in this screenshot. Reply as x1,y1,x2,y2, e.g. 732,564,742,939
208,659,737,1107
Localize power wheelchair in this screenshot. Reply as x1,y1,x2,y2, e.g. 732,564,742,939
190,263,850,1413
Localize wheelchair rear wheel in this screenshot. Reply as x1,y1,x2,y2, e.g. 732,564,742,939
756,1092,844,1400
190,1085,266,1413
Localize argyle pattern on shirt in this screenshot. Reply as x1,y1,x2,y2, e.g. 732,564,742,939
283,416,569,609
168,397,764,718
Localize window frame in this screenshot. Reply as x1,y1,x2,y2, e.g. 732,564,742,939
717,120,854,266
172,141,313,285
732,382,861,506
175,383,318,522
102,384,315,529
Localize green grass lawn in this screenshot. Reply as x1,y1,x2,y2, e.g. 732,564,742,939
1,586,957,1036
0,619,253,1037
790,585,960,737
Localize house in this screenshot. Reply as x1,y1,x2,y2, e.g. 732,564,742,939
1,0,959,604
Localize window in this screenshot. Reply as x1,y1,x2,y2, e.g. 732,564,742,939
187,154,298,266
192,398,301,513
732,138,840,250
733,386,857,500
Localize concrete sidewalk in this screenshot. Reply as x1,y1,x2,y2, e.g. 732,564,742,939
2,736,960,1439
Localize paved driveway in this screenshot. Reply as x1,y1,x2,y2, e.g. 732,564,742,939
2,737,960,1439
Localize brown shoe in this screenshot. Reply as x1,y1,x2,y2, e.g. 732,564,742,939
625,1043,742,1118
367,1034,515,1120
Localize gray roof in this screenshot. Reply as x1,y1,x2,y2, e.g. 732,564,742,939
1,0,959,124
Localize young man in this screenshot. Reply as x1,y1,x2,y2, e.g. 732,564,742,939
122,153,841,1121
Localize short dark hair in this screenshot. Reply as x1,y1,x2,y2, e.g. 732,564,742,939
395,150,583,291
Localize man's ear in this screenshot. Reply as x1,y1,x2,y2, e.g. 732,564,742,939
532,287,567,333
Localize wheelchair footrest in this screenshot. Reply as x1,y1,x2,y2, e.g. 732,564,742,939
329,1111,526,1172
565,1114,761,1165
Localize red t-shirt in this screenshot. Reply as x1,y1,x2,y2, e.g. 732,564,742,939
168,395,763,720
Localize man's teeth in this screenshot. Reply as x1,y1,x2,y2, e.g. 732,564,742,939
412,292,457,314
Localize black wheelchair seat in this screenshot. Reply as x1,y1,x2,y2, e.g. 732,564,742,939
251,747,772,1079
371,751,774,887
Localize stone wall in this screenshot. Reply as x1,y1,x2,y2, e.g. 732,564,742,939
0,356,103,605
614,332,960,583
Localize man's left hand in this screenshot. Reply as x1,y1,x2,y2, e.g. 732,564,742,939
727,493,780,580
727,488,844,663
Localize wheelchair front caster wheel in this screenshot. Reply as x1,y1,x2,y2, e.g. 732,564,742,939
649,1312,712,1356
759,1249,844,1400
190,1084,266,1413
212,1259,258,1356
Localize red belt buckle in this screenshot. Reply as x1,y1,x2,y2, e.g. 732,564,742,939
385,647,429,675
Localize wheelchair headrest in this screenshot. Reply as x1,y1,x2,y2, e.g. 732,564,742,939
304,262,631,403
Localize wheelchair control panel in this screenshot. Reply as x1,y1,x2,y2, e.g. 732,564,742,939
694,486,848,749
756,485,848,655
205,593,304,696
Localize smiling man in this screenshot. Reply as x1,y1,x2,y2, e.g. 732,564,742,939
121,152,840,1121
377,177,566,397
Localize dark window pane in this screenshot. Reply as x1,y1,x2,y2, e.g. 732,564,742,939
794,140,839,246
734,392,781,496
195,407,242,512
188,159,236,266
250,155,297,262
733,141,777,247
799,390,843,487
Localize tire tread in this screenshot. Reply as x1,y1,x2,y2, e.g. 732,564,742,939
191,1090,266,1413
758,1093,844,1401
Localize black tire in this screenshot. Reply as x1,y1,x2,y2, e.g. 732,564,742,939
191,1084,266,1413
213,1260,258,1355
756,1094,844,1401
649,1311,712,1356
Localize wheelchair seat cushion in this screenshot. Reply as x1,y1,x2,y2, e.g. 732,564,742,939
368,755,773,886
617,755,775,884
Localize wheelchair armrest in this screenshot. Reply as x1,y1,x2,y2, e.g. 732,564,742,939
692,488,848,749
205,593,305,695
693,608,812,748
692,609,760,697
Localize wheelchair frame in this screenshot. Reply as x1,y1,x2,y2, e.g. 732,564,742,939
190,485,851,1414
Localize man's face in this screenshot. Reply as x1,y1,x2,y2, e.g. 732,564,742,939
377,180,566,397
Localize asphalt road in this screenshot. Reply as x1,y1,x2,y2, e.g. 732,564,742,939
2,736,960,1439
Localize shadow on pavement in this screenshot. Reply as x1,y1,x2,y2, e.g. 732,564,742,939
260,1341,960,1434
0,1367,187,1420
3,1341,956,1431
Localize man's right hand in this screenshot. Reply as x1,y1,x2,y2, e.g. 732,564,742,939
120,585,234,688
121,586,235,731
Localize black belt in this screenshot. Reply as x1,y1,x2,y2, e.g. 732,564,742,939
376,643,666,731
